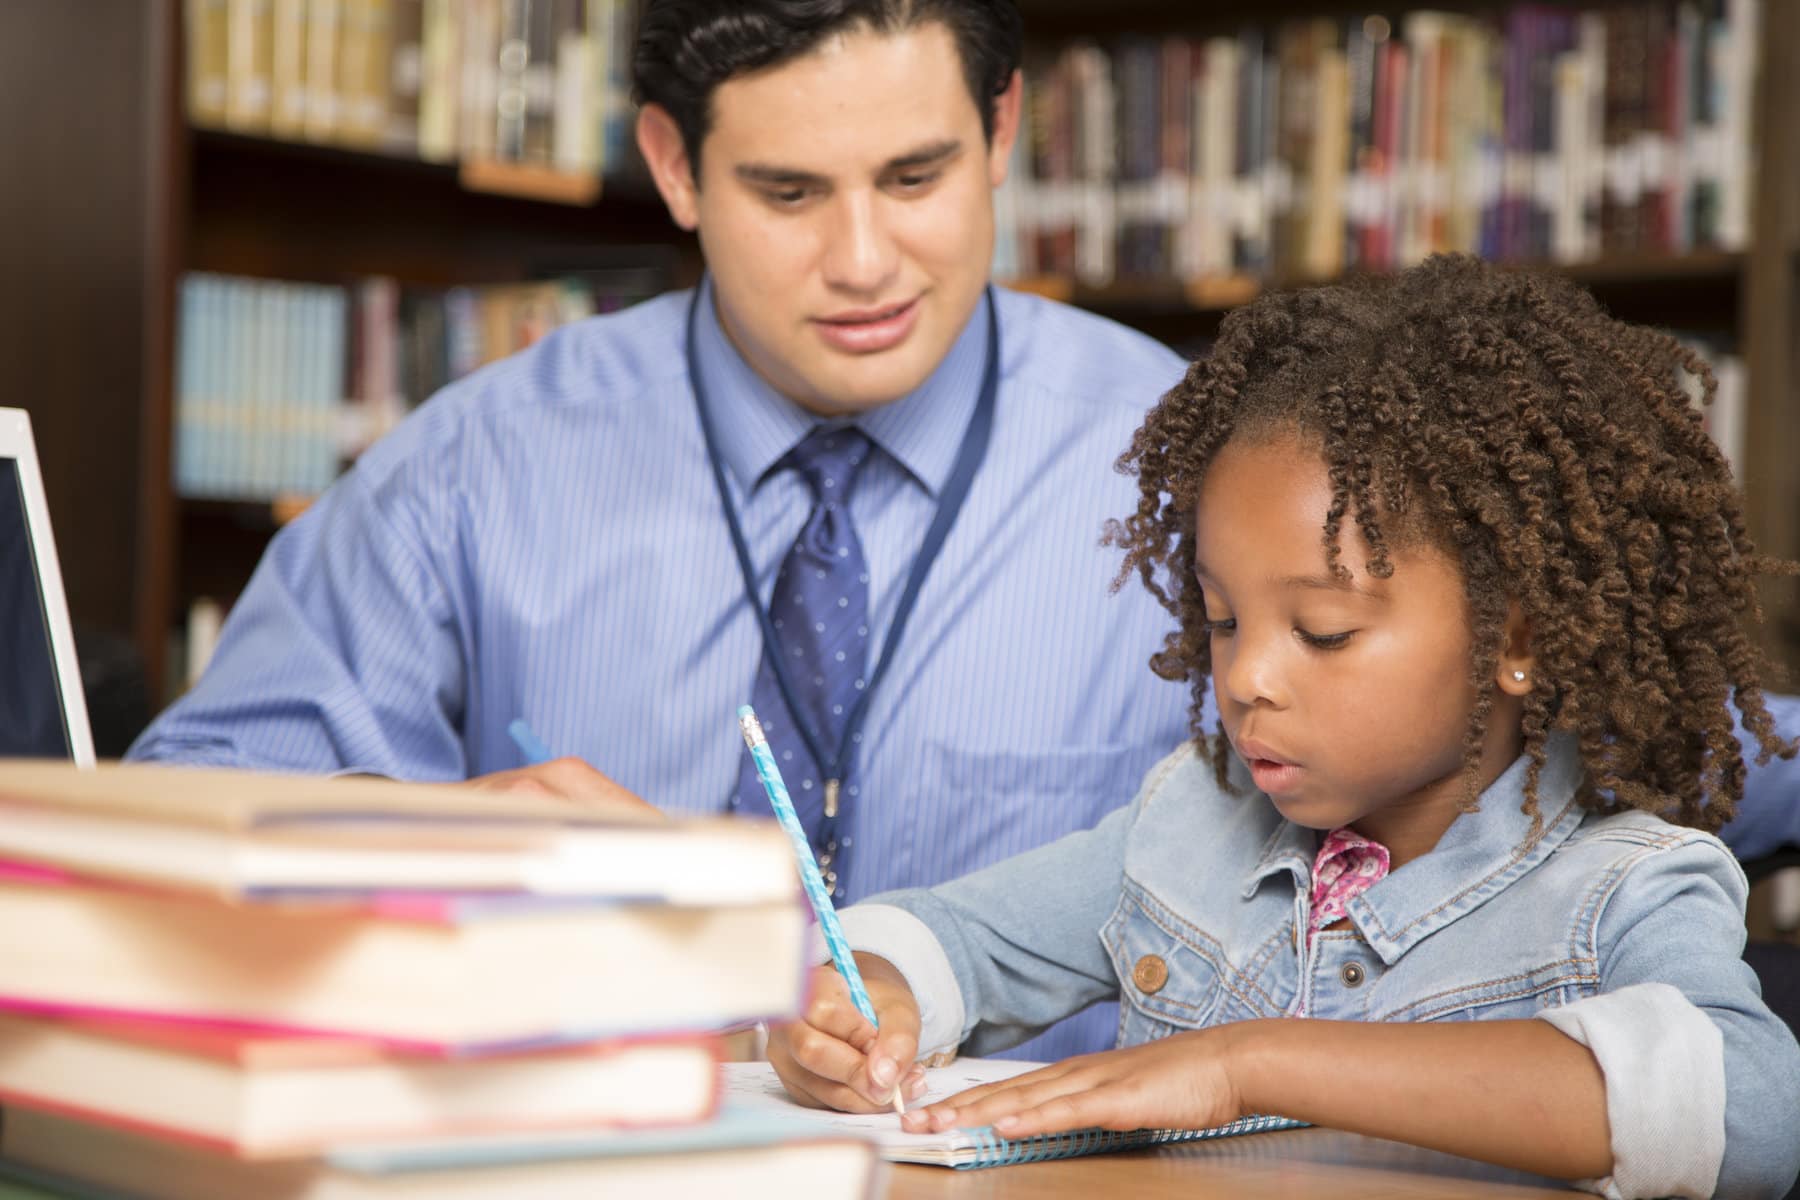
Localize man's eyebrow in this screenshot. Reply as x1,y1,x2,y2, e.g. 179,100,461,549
733,163,831,187
885,139,963,171
733,140,963,188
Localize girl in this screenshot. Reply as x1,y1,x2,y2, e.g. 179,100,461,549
768,256,1800,1199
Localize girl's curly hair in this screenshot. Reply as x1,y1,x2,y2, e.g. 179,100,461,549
1109,254,1794,832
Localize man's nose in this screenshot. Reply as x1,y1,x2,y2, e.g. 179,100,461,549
820,191,899,295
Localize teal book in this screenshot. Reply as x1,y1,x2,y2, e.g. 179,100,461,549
723,1059,1305,1169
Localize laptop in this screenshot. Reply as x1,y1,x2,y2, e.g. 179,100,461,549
0,408,95,766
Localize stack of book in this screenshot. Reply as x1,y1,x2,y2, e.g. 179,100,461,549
184,0,636,177
992,0,1761,288
0,762,885,1198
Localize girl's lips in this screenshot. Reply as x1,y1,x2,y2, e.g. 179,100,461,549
1248,758,1305,795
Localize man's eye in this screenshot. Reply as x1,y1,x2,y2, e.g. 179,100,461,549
891,171,940,192
767,187,810,207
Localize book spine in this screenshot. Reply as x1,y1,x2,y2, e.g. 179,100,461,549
186,0,232,127
303,0,344,143
386,0,425,152
550,0,593,173
225,0,275,132
417,0,460,161
269,0,309,136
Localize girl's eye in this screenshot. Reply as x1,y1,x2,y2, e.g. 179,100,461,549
1200,618,1236,638
1297,629,1353,650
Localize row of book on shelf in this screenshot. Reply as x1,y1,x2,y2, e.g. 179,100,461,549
0,761,884,1198
992,0,1761,287
185,0,636,177
170,266,1750,509
174,265,665,500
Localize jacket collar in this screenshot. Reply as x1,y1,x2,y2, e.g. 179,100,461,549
1241,734,1588,965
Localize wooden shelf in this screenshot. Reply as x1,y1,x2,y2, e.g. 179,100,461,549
179,496,313,529
188,127,686,287
193,128,608,205
1003,251,1745,318
458,158,602,206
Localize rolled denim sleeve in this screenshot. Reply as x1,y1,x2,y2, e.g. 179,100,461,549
851,796,1140,1058
837,904,968,1059
1539,837,1800,1199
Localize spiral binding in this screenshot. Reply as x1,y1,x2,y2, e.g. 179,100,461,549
952,1114,1307,1169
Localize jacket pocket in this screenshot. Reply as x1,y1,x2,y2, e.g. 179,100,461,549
1101,882,1236,1046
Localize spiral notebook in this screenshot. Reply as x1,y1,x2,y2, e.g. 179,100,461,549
722,1059,1304,1169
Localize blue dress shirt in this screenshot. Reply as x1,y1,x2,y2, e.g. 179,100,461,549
129,282,1800,1052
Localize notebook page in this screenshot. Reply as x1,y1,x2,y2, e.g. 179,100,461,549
721,1058,1042,1164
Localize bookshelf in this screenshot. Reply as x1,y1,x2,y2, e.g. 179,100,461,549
0,1,698,721
995,0,1800,676
2,0,1797,735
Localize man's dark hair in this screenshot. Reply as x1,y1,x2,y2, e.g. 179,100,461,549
633,0,1023,172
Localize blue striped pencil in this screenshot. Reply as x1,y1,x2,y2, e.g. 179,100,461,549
737,704,904,1115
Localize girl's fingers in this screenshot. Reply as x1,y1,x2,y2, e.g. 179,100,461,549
777,1054,904,1115
784,1019,881,1088
991,1090,1108,1138
806,982,880,1047
935,1060,1076,1109
904,1066,1098,1134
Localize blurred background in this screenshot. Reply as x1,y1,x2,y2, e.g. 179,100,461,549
0,0,1794,784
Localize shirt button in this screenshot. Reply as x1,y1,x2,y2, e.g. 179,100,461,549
1340,962,1366,988
1132,954,1169,995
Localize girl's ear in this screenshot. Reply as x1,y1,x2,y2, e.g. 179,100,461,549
1495,600,1534,696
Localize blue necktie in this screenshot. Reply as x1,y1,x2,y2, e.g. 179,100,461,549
736,427,874,895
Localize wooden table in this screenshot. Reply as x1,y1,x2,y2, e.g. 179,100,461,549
885,1126,1578,1199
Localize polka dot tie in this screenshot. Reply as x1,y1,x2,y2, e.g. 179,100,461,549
735,427,874,893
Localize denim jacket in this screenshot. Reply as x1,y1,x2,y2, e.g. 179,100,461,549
843,735,1800,1199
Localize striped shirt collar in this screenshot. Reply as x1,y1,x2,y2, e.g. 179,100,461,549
689,277,990,498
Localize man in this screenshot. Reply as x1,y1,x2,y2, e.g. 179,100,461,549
131,0,1799,1061
132,0,1188,1059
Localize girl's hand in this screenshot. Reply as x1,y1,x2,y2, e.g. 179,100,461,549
900,1028,1246,1138
767,953,929,1113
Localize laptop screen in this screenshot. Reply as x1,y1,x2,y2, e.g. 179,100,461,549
0,455,75,758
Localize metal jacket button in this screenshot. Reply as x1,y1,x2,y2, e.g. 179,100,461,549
1132,954,1169,994
1340,962,1366,988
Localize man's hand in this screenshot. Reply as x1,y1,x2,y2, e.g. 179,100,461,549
900,1028,1244,1138
466,757,660,815
768,953,929,1112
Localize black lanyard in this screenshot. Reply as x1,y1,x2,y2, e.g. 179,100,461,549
688,283,1000,829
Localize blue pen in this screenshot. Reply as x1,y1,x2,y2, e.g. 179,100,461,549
737,704,904,1115
507,718,554,766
